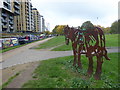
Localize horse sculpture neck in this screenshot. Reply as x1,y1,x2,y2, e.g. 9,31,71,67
67,28,79,42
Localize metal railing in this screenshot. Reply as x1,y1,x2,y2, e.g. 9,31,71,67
14,5,20,10
2,13,7,17
9,16,14,20
14,10,20,15
9,21,14,25
14,0,20,5
1,18,7,23
2,25,8,29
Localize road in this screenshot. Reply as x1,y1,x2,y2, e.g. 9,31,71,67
0,37,119,69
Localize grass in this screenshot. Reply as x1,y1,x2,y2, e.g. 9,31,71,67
52,34,119,51
36,36,65,49
22,53,119,88
105,34,119,47
0,72,20,89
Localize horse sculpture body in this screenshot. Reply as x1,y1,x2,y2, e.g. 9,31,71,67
64,25,110,80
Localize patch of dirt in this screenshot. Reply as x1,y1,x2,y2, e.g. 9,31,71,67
0,61,39,88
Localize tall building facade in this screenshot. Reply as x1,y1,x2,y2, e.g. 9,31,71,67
41,16,45,32
11,0,20,32
0,0,20,33
15,0,34,32
32,8,41,32
0,0,46,33
45,22,50,31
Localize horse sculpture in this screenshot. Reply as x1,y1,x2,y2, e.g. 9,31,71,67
64,23,110,80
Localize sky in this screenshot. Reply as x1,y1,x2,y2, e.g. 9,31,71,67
31,0,119,31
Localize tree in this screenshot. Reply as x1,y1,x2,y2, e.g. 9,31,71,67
43,31,51,35
118,19,120,34
52,25,58,34
52,25,66,35
110,20,119,34
104,27,111,34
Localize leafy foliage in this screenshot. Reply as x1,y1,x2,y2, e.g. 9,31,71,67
43,31,51,35
81,21,95,30
52,20,119,34
110,20,119,34
52,25,66,35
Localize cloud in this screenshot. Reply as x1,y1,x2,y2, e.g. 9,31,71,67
31,0,118,31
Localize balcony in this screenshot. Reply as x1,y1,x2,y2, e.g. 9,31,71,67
27,23,30,25
3,2,11,10
25,11,29,14
9,16,14,20
14,5,20,10
1,18,7,23
9,21,14,25
2,25,8,29
14,0,20,5
4,0,10,3
26,18,29,21
2,13,7,17
3,0,10,5
14,10,20,15
10,27,14,30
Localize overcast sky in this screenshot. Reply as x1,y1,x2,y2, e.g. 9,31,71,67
31,0,119,31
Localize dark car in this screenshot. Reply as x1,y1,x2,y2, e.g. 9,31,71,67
18,36,29,44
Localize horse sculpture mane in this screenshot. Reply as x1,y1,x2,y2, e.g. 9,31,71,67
64,25,110,80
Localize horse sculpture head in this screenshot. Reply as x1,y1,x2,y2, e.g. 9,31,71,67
64,25,70,45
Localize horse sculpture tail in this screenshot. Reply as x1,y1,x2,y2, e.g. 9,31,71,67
95,27,110,60
95,27,105,47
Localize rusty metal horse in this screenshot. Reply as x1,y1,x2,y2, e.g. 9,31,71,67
64,23,110,80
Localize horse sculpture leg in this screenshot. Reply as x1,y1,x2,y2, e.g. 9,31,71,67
94,56,103,80
78,45,83,69
73,49,77,66
87,56,93,76
72,44,77,66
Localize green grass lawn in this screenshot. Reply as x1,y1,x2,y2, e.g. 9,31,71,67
105,34,119,47
36,36,65,49
52,34,119,51
22,53,119,88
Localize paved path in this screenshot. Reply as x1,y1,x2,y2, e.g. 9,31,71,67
0,38,119,69
0,37,53,63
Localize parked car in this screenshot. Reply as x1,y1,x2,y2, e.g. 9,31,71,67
18,37,29,44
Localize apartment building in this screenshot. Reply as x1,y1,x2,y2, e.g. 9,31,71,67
45,22,50,31
0,0,20,33
0,0,46,33
41,16,45,32
15,0,34,33
32,8,41,32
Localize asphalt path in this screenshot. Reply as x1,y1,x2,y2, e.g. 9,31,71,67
0,37,119,69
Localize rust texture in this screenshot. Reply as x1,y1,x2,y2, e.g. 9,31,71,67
64,23,110,80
